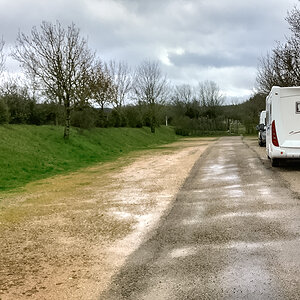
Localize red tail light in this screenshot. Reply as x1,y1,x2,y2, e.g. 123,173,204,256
272,120,279,147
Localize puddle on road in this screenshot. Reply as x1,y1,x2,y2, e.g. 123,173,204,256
181,218,202,226
201,169,240,183
224,184,242,189
169,246,197,258
226,240,282,250
220,174,240,182
211,210,284,220
226,189,244,198
192,190,205,193
257,187,272,196
215,212,258,219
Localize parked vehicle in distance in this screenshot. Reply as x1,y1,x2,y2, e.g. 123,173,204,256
266,86,300,167
256,110,266,147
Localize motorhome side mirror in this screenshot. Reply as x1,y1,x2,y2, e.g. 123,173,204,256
259,124,265,131
256,125,259,131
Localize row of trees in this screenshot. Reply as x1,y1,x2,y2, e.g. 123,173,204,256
0,22,173,137
0,76,227,132
1,20,230,137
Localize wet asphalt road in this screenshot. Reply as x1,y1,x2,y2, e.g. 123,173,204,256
101,136,300,299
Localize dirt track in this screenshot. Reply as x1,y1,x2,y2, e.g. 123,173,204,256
0,138,214,300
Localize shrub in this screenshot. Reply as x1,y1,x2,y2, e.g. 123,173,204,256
71,107,97,129
0,98,9,124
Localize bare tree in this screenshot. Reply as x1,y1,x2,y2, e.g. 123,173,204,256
197,80,224,107
286,6,300,38
0,38,5,76
0,76,30,98
256,6,300,93
173,84,194,104
132,60,168,133
105,60,132,108
12,21,95,138
90,61,116,110
196,81,224,119
256,53,279,94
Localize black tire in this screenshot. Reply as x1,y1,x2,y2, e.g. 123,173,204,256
271,158,280,167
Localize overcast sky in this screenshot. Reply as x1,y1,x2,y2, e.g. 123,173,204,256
0,0,298,102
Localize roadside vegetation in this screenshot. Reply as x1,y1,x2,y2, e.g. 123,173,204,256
0,125,178,191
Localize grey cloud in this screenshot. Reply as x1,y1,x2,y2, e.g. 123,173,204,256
0,0,298,98
168,51,257,68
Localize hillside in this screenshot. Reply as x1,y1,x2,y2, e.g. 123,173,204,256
0,125,179,191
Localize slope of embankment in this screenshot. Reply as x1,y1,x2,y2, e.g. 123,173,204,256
0,125,179,191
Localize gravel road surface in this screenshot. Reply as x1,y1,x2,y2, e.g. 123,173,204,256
101,136,300,299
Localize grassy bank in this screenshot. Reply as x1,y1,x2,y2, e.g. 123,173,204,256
0,125,179,191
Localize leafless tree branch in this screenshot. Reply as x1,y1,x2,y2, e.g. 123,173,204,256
0,38,5,76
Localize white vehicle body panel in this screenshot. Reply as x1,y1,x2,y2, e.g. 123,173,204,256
259,110,266,125
266,86,300,160
258,110,266,146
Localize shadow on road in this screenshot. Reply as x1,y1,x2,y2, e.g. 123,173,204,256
276,159,300,171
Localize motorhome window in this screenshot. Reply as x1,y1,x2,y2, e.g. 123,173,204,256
296,101,300,114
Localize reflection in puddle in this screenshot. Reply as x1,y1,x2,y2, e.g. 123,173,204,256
192,190,205,193
226,241,275,250
227,189,244,198
216,212,256,219
169,246,197,258
181,219,202,225
110,211,133,219
257,187,271,196
221,174,240,181
224,184,241,189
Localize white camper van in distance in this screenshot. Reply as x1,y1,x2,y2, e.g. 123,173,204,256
266,86,300,166
257,110,266,147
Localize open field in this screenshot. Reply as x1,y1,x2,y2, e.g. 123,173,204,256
0,137,216,299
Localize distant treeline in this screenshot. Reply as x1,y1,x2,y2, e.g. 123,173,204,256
0,80,265,135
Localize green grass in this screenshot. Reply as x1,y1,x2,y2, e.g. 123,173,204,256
0,125,180,191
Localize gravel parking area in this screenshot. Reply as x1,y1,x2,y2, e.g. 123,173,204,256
0,138,214,300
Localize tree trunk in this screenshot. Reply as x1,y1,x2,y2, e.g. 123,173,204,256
64,102,71,139
150,121,156,133
150,102,156,133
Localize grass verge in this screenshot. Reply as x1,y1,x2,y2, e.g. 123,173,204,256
0,125,179,192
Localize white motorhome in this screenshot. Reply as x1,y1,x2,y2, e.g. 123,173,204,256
266,86,300,166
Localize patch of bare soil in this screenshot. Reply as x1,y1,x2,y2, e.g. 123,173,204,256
243,137,300,195
0,138,215,300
